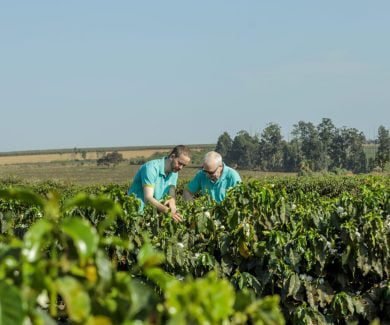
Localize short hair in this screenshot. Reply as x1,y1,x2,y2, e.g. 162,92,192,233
204,151,222,165
169,145,191,158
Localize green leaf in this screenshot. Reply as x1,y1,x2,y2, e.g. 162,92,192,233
128,280,155,318
56,276,91,322
137,242,165,269
63,193,123,233
287,273,301,299
31,308,56,325
245,295,285,325
95,250,112,287
61,218,99,265
144,267,176,291
0,187,45,208
165,272,235,324
22,219,53,262
86,316,113,325
0,282,25,325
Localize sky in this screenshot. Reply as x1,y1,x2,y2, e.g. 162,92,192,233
1,1,389,152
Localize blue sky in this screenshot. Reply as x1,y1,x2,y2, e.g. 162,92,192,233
1,1,389,152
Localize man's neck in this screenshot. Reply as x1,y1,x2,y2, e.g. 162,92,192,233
164,157,171,175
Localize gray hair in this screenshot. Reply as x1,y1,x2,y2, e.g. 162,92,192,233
204,151,222,166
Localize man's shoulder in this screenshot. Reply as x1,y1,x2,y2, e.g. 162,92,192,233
144,158,163,168
188,169,205,183
141,158,163,176
224,166,241,180
225,165,240,175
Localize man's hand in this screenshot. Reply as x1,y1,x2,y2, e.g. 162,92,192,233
164,197,176,214
171,211,183,222
164,197,182,222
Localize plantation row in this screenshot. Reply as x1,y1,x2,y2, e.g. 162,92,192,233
0,175,389,324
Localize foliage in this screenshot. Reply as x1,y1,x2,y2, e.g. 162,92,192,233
229,130,259,169
215,131,233,161
375,125,390,170
213,117,385,174
258,123,285,171
0,175,389,323
0,186,285,324
97,151,124,167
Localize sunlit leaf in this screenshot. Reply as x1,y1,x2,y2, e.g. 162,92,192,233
61,218,99,265
56,276,91,322
22,219,53,262
0,282,25,325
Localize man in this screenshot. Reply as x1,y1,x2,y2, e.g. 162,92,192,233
183,151,241,203
128,145,191,222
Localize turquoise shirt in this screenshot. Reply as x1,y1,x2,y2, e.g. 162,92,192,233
187,163,241,202
128,157,178,210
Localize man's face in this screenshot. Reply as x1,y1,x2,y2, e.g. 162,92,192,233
171,153,190,172
202,162,222,181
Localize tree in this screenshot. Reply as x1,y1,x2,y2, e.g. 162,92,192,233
291,121,322,171
344,128,366,173
317,118,336,170
97,151,124,167
215,132,233,161
258,123,284,171
375,125,390,170
282,141,300,172
329,129,348,170
329,127,366,173
229,131,259,169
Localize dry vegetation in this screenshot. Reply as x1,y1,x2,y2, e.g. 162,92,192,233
0,149,170,165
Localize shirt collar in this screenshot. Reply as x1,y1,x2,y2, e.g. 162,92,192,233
159,157,169,177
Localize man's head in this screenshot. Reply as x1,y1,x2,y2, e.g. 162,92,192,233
202,151,223,181
168,145,191,172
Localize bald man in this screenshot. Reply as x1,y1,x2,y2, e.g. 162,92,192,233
183,151,241,202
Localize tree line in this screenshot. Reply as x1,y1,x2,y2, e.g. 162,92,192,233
215,118,389,174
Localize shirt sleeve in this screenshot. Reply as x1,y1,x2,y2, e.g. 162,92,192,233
187,170,202,194
232,170,242,185
141,163,158,188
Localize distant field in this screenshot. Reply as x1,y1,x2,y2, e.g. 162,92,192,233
0,161,157,185
0,144,214,166
0,143,379,185
0,144,219,185
0,150,168,165
0,160,294,186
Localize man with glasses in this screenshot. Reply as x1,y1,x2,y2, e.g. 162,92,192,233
183,151,241,203
128,145,191,222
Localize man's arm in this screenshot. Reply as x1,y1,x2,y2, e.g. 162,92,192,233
183,172,201,201
165,186,177,212
183,188,194,201
143,186,168,212
165,186,183,222
143,186,182,222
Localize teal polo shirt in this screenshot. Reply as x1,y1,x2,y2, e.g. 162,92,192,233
128,157,178,210
187,163,241,202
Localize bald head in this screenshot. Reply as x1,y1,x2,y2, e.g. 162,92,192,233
202,152,224,181
204,151,222,167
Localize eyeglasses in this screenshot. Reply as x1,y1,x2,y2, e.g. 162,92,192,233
202,165,221,175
